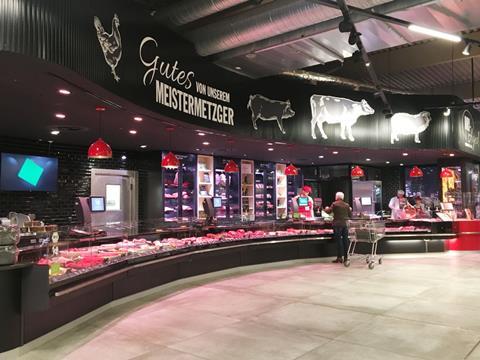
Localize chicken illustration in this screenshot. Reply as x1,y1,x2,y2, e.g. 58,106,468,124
94,14,122,82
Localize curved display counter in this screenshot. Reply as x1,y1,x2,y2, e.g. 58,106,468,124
0,219,456,353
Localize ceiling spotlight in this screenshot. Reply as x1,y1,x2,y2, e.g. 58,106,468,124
366,158,371,161
235,66,242,70
140,145,147,149
332,151,339,155
198,132,206,136
318,155,324,159
267,142,273,145
443,107,451,116
50,130,60,136
195,148,200,151
449,153,455,157
462,42,472,56
202,141,210,145
402,153,408,156
55,113,66,119
386,161,390,164
133,116,143,122
121,155,127,160
407,24,461,43
129,130,137,135
365,61,371,67
267,148,274,151
400,163,404,166
58,89,71,95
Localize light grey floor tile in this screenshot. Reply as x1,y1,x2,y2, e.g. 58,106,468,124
253,302,374,339
304,288,407,314
337,315,480,360
131,346,207,360
170,321,328,360
296,340,423,360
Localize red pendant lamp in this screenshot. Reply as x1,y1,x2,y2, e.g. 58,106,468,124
440,167,454,178
88,106,112,159
409,166,423,178
224,159,239,173
285,163,298,176
351,165,364,178
162,127,179,169
224,138,239,173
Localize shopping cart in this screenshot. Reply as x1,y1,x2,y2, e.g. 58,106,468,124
344,220,385,269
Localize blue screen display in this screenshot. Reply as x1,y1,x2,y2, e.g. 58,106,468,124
90,196,105,212
0,153,58,191
298,197,308,206
213,197,222,208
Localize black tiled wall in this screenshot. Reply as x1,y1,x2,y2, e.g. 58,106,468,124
0,137,162,225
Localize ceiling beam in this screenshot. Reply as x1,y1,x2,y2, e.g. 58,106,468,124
210,0,434,61
339,30,480,80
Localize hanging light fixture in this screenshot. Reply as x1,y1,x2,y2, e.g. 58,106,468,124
409,166,424,178
224,159,239,173
88,106,112,159
285,164,298,176
440,168,454,178
224,138,238,173
161,127,179,169
351,165,365,178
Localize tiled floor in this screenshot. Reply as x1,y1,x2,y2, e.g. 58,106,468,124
15,252,480,360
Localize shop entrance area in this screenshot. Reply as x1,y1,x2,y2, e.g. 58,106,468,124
90,169,138,227
18,253,480,360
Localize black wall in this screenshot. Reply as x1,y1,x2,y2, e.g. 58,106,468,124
0,137,162,225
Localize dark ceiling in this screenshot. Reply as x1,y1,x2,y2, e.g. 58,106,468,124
0,52,468,167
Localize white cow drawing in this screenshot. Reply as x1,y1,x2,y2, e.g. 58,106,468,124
310,95,375,142
390,111,431,144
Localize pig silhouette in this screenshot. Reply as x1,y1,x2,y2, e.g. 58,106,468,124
247,94,295,134
390,111,431,144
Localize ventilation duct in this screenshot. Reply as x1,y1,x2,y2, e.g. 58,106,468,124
184,0,390,56
157,0,250,27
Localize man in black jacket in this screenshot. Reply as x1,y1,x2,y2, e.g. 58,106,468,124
326,192,352,263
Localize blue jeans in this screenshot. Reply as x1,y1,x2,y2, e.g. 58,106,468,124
333,226,349,258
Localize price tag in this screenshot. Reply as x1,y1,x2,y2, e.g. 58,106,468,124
50,263,61,276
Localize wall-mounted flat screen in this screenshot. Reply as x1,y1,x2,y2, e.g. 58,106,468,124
213,197,222,208
0,153,58,191
361,197,372,206
89,196,106,212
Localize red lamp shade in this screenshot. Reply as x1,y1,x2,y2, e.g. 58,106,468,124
409,166,423,178
285,164,298,176
351,165,364,178
162,152,180,169
224,159,239,173
440,168,454,178
88,138,112,159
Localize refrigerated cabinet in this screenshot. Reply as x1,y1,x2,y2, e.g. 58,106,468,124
255,162,275,219
214,158,240,219
162,153,196,221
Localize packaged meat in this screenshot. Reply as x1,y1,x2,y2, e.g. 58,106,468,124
0,245,18,265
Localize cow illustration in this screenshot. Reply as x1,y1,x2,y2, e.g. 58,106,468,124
310,95,374,142
247,94,295,134
390,111,431,144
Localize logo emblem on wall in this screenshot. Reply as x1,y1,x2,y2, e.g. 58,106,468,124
463,110,479,150
390,111,431,144
94,14,122,82
310,95,374,142
247,94,295,134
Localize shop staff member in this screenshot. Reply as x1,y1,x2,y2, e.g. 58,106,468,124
389,190,407,220
292,186,314,219
325,192,352,263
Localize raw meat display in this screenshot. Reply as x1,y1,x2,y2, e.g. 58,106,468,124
38,227,333,282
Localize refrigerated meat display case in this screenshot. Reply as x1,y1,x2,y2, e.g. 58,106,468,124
162,153,196,221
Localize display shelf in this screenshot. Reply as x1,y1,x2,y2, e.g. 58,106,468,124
197,155,214,218
276,164,288,220
255,162,276,220
241,160,255,221
162,153,196,222
214,158,240,219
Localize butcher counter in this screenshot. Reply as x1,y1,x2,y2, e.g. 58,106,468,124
0,218,456,354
